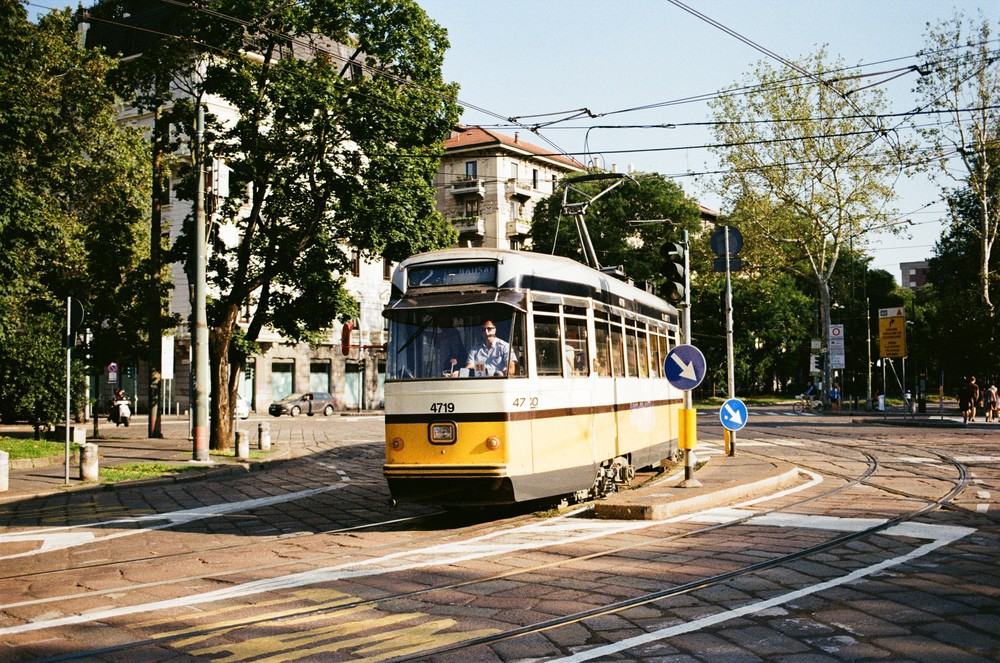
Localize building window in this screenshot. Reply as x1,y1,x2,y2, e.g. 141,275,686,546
510,162,518,182
351,251,360,277
310,361,331,392
552,174,558,192
465,161,477,179
383,257,392,280
271,362,294,401
464,200,480,217
532,169,539,189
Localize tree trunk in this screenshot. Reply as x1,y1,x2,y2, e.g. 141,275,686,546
209,316,236,452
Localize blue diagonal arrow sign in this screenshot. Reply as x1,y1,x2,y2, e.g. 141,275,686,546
720,398,748,431
664,344,706,390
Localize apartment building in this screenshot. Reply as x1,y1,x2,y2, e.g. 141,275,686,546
436,127,586,250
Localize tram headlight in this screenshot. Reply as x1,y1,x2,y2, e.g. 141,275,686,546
429,422,456,444
391,437,404,451
486,436,501,450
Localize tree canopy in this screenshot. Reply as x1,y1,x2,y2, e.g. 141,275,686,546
99,0,461,447
915,11,1000,314
708,49,914,399
0,1,150,423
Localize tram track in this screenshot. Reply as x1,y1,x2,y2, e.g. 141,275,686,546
5,426,978,662
384,435,975,661
8,441,890,660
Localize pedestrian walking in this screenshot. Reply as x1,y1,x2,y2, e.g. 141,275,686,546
959,375,980,423
829,382,841,412
985,384,999,422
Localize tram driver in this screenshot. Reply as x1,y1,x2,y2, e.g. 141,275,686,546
465,319,517,377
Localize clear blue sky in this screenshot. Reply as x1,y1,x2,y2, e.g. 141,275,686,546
418,0,994,280
24,0,991,279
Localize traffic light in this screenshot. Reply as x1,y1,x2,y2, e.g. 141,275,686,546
659,241,686,303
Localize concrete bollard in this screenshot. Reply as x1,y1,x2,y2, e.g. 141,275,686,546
0,450,8,492
79,443,99,482
258,422,271,451
236,431,249,460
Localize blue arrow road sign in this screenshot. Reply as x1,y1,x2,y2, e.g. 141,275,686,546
720,398,748,431
664,344,706,390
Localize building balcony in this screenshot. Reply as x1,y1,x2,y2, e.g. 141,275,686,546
451,216,485,236
506,219,531,237
450,178,485,198
506,179,533,201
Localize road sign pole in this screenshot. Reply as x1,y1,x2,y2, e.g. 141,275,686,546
680,230,699,486
665,344,706,488
65,297,72,485
724,227,737,456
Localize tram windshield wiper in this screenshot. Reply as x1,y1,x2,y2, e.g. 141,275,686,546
395,314,433,354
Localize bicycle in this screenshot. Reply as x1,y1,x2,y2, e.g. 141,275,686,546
792,395,824,414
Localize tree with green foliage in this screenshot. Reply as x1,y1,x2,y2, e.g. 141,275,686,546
915,11,1000,314
925,193,1000,382
102,0,460,449
529,173,703,299
0,1,150,424
709,49,915,402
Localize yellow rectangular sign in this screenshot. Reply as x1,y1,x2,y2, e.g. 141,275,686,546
878,314,907,358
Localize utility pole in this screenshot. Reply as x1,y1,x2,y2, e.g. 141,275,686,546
191,101,210,461
148,103,168,438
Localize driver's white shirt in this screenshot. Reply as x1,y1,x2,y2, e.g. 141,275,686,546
466,338,514,373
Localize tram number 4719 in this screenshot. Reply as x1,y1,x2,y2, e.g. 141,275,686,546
430,402,455,413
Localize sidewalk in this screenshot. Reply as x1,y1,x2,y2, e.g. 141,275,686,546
0,415,290,500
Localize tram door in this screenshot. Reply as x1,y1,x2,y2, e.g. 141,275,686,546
530,307,598,479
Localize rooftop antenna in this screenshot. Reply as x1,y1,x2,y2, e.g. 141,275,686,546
560,172,635,271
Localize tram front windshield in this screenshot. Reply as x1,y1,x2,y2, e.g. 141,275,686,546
386,306,523,380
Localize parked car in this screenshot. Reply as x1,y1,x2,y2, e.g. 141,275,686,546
235,397,251,420
268,392,337,417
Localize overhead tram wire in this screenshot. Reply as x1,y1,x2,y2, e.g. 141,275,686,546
134,0,1000,173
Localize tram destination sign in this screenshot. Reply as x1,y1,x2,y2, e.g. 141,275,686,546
408,262,497,288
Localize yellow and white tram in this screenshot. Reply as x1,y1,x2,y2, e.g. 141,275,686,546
382,248,683,506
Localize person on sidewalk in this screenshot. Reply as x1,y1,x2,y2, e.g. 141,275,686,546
959,375,979,423
985,383,998,422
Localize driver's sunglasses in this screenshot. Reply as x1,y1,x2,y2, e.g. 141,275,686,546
483,326,495,331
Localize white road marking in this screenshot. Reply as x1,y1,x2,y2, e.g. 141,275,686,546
0,484,346,561
0,471,823,637
552,528,972,662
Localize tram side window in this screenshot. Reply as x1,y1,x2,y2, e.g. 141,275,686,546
651,331,666,378
609,320,625,377
636,326,650,378
625,324,640,377
594,321,612,377
534,315,562,376
509,312,526,378
564,317,589,377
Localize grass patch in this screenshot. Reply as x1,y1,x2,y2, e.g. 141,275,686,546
99,463,212,483
0,437,78,460
210,449,267,461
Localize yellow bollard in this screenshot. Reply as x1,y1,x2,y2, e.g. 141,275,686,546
724,429,731,455
678,408,698,450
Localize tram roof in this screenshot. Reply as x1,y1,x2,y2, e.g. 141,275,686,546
391,248,678,320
